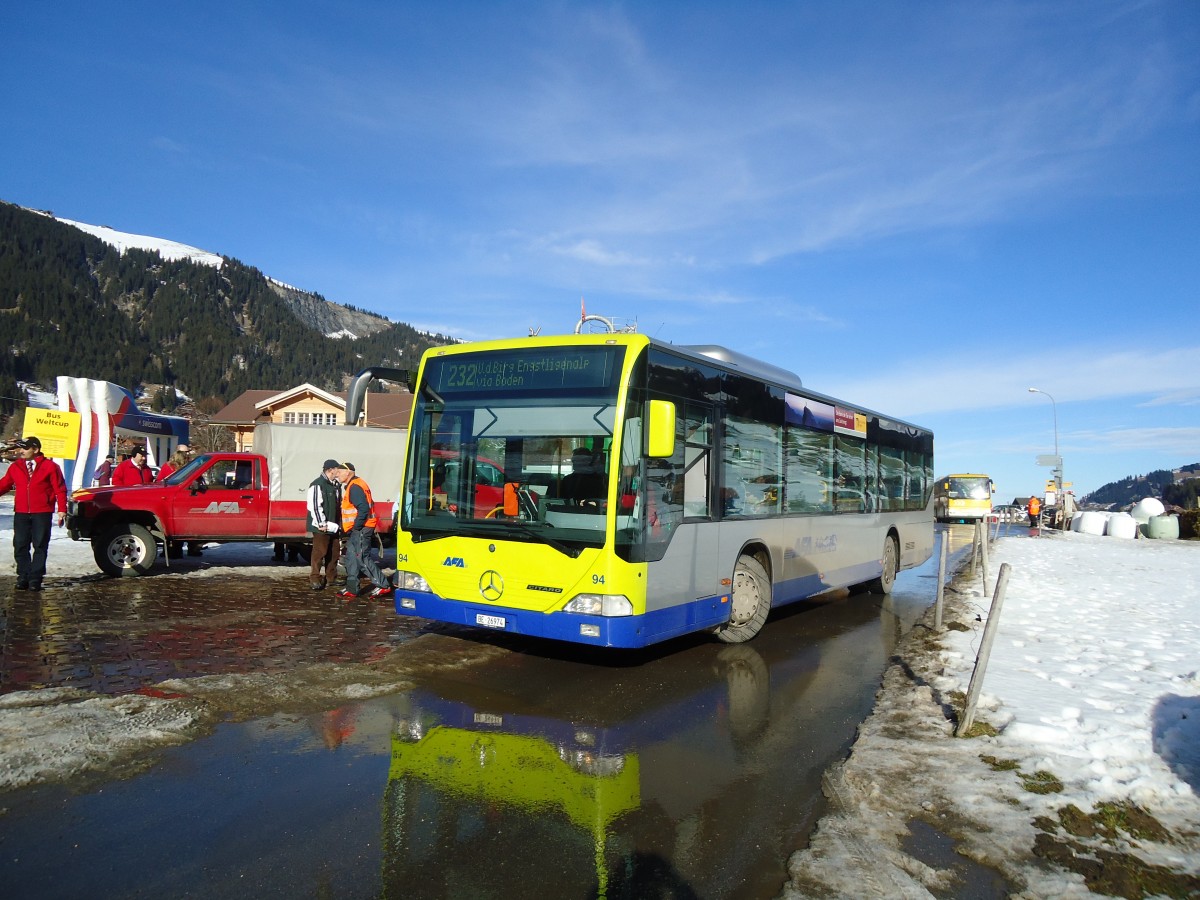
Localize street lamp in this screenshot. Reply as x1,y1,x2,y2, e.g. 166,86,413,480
1028,387,1063,524
1027,387,1058,456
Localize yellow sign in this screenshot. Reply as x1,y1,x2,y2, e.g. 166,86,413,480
22,408,82,459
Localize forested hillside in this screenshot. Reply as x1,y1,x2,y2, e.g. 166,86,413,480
1082,465,1200,509
0,202,454,420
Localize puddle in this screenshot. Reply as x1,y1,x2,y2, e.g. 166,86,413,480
901,818,1012,899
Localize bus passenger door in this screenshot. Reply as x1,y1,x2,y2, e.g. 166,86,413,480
652,401,719,606
682,416,720,600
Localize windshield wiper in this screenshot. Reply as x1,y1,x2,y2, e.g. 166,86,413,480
408,517,586,558
408,525,452,543
503,521,583,558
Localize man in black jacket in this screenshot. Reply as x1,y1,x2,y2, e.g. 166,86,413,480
306,459,343,590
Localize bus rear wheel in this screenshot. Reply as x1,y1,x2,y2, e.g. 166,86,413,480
861,534,898,595
715,555,771,644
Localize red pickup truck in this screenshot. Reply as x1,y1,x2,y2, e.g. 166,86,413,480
67,423,407,576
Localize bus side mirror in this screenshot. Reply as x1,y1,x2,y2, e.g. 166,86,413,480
646,400,676,458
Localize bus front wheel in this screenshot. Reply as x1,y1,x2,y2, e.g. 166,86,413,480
715,555,771,644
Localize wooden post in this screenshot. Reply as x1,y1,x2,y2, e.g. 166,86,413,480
934,527,948,631
957,562,1011,737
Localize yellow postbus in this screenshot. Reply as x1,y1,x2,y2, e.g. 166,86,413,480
392,333,934,648
933,473,994,523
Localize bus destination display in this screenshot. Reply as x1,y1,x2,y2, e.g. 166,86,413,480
430,347,621,394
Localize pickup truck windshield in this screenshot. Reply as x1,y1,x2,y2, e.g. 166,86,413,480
160,456,208,486
403,345,628,550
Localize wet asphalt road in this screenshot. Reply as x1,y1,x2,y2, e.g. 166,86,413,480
0,526,996,899
0,562,420,695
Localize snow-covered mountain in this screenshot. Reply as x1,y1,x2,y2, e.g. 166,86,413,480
28,207,392,340
36,211,225,269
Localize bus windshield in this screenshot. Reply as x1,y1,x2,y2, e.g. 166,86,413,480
403,345,627,551
946,476,991,500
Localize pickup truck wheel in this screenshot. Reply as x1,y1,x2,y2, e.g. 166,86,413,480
94,523,158,577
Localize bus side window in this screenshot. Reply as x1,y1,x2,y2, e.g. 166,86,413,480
722,412,783,518
879,448,905,510
784,428,833,513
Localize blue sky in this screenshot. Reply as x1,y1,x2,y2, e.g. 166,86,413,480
4,1,1198,499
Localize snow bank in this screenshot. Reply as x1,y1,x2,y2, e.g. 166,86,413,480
784,530,1200,898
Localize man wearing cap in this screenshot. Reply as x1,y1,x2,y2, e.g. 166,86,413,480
334,462,392,599
112,447,154,486
0,437,68,591
93,454,115,486
306,459,343,591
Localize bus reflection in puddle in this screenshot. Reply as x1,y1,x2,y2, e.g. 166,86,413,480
382,701,642,898
376,589,904,899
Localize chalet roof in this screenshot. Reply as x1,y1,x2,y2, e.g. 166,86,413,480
211,386,412,430
253,382,343,412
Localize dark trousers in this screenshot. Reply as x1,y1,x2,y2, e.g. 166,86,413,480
344,528,385,591
13,512,53,586
310,531,341,584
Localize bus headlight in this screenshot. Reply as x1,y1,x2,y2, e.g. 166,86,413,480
557,746,626,777
396,570,431,592
394,717,426,743
563,594,633,617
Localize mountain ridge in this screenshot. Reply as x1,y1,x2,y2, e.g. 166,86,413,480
26,204,395,340
1082,463,1200,510
0,200,453,424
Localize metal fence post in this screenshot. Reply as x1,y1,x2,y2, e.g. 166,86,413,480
957,562,1011,737
934,528,948,631
980,518,990,595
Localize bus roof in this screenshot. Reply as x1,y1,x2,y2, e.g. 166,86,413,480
419,332,931,435
647,337,931,436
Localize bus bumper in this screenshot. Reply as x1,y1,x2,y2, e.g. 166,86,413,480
394,590,729,649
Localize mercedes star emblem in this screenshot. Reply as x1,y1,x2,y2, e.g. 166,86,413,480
479,569,504,601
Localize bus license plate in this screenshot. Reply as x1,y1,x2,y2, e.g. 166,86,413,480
475,613,506,629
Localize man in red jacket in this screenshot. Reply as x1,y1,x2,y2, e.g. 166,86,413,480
0,436,68,591
112,447,154,486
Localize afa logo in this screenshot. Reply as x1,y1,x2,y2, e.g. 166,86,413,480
201,501,244,514
442,556,467,568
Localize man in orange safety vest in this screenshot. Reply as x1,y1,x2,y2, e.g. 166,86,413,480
335,462,392,600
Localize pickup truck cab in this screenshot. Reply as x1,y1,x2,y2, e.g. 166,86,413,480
69,449,398,576
66,381,410,576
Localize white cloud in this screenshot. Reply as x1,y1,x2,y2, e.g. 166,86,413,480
1071,425,1200,455
828,345,1200,416
551,239,649,267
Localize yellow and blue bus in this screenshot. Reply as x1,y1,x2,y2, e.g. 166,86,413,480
933,473,993,523
392,334,934,648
